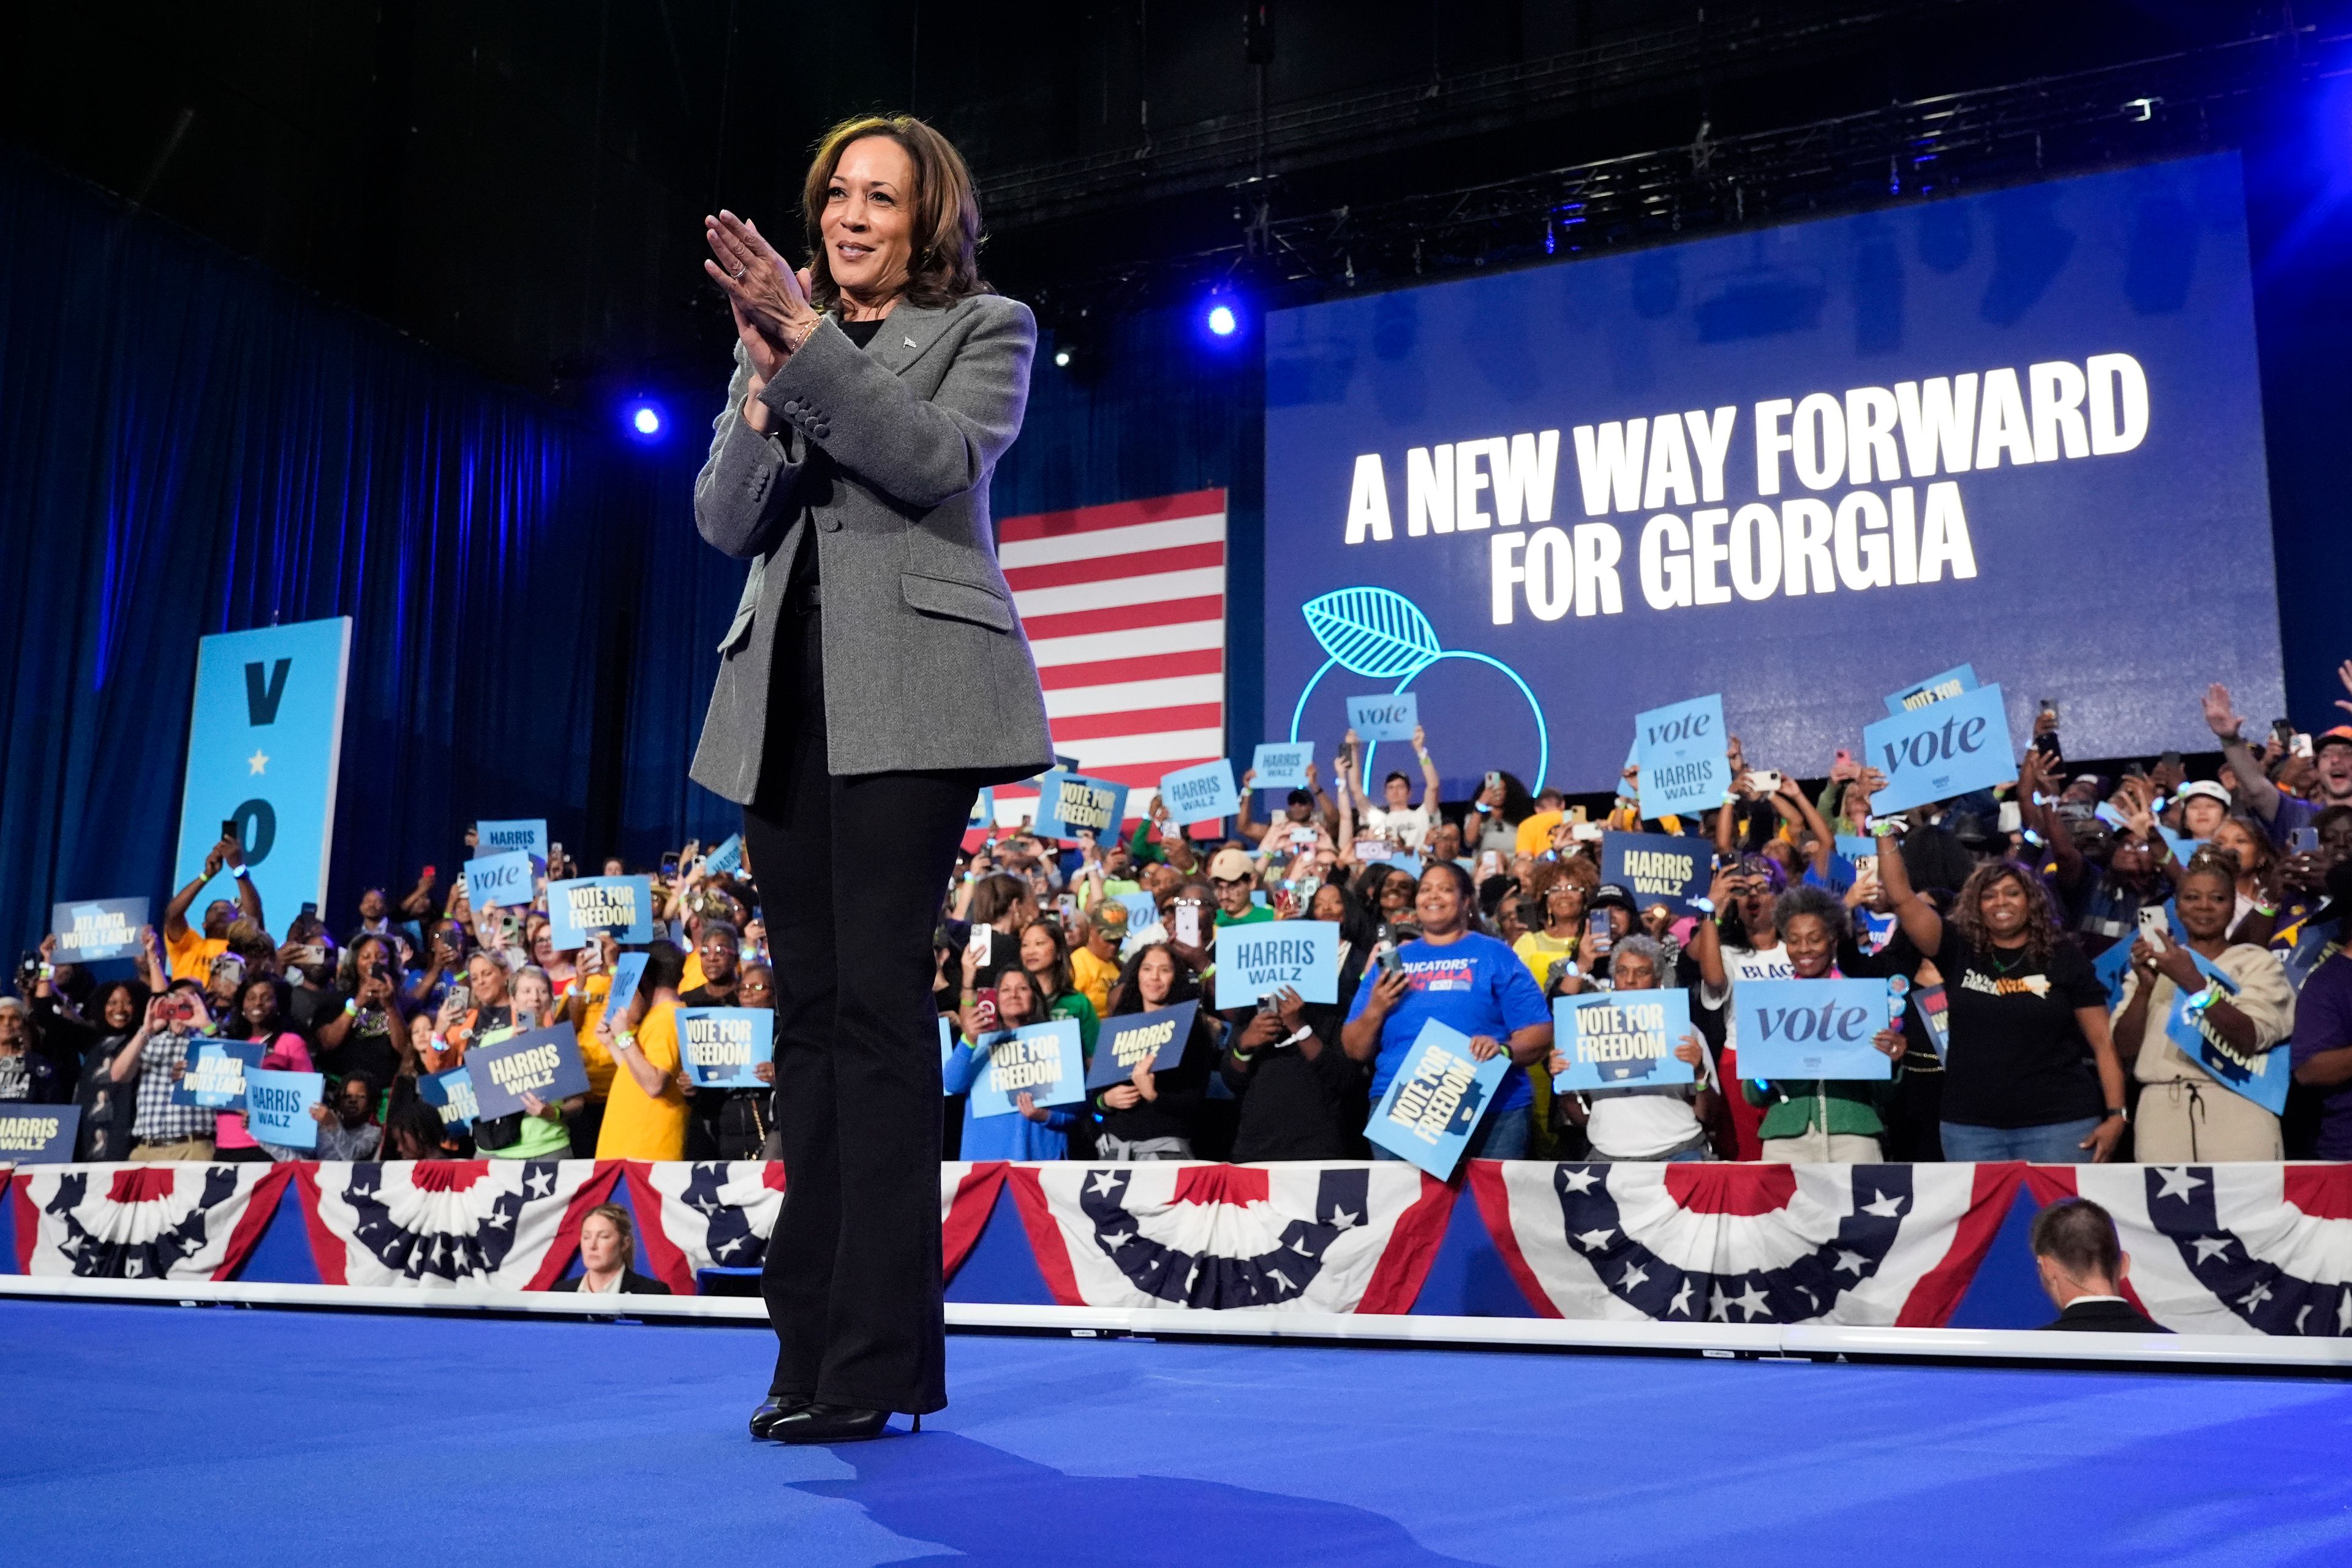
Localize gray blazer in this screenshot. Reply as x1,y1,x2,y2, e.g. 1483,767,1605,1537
687,293,1055,803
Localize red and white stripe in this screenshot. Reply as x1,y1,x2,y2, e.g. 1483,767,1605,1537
994,488,1227,826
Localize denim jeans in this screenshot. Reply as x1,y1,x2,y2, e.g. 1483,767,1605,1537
1373,1106,1531,1161
1937,1117,2103,1163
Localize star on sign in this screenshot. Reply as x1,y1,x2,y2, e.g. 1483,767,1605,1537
1860,1189,1906,1218
1833,1250,1868,1276
1267,1267,1295,1292
2297,1305,2313,1334
1101,1231,1130,1251
1618,1262,1649,1292
526,1169,554,1198
1708,1284,1732,1322
2154,1166,2207,1203
484,1210,513,1230
1560,1167,1600,1194
2237,1280,2275,1311
1575,1226,1615,1252
247,748,270,775
2191,1236,2234,1264
1327,1207,1360,1230
1088,1171,1121,1198
1730,1281,1772,1322
1668,1280,1694,1317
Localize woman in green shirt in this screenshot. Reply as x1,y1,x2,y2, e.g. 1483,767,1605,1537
1019,920,1101,1062
476,965,584,1161
1736,884,1907,1161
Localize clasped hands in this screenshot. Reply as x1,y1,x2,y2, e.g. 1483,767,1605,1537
703,211,821,383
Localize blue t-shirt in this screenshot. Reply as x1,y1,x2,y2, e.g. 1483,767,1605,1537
1346,931,1550,1112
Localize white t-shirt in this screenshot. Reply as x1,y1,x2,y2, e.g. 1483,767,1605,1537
1586,1085,1705,1159
1361,803,1434,852
1699,943,1791,1065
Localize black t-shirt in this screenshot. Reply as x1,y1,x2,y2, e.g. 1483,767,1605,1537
1908,930,2108,1129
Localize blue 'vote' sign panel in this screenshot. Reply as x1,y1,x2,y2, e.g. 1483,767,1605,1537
1214,921,1340,1008
1551,990,1695,1094
1733,978,1898,1082
678,1007,773,1090
1599,832,1708,915
1861,682,2016,814
51,897,148,963
1362,1020,1509,1179
545,876,655,948
1085,1000,1199,1090
1634,694,1732,819
2161,951,2290,1115
968,1018,1087,1118
463,850,535,911
1346,692,1419,742
245,1068,322,1151
1031,770,1132,842
0,1104,80,1162
466,1023,590,1120
420,1067,478,1128
172,1040,264,1110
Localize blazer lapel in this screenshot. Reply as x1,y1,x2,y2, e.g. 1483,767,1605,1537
862,300,950,377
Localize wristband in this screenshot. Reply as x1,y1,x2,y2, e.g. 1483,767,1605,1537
342,999,361,1018
1872,819,1907,839
2253,901,2279,918
1687,897,1715,914
37,963,53,980
232,865,251,880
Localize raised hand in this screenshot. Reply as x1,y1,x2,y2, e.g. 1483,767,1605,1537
2337,658,2352,719
704,212,816,356
2203,683,2244,741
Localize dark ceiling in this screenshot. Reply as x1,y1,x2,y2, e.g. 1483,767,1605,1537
1,1,2327,408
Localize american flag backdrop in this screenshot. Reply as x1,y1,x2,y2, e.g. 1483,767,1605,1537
992,488,1227,827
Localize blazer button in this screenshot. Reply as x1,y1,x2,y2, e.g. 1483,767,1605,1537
818,514,842,532
812,423,831,439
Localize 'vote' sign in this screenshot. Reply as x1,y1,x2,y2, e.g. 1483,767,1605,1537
1732,978,1898,1081
1861,682,2016,814
1346,693,1419,742
1634,693,1732,818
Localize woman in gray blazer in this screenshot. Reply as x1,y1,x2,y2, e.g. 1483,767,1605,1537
698,113,1052,1445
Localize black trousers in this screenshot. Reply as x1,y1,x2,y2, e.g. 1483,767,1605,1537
742,607,976,1414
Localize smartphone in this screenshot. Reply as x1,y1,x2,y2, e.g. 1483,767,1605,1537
2136,904,2171,951
2033,731,2062,758
1751,769,1783,794
2039,699,2059,724
2274,718,2296,748
1585,909,1614,958
290,944,327,967
971,987,1000,1034
1477,850,1503,881
1834,748,1853,769
423,864,437,881
2158,752,2182,773
1567,804,1588,824
1570,821,1604,843
300,901,318,919
659,853,680,878
549,841,564,862
2294,733,2315,759
219,818,237,843
1374,942,1402,981
2290,826,2321,855
1484,771,1502,792
964,924,994,968
1174,902,1204,949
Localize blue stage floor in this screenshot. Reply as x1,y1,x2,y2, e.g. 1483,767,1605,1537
6,1301,2351,1566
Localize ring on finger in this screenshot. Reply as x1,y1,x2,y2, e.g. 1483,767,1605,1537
731,265,745,279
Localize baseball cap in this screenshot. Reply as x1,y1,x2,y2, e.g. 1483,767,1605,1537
1093,902,1129,937
2315,726,2352,755
1589,883,1638,914
1286,788,1314,807
2174,780,2231,806
1207,847,1255,882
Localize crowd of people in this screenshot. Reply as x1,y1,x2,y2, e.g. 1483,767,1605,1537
9,666,2352,1171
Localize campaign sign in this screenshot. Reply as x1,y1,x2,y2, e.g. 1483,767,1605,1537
476,819,548,865
1362,1019,1510,1179
545,875,655,948
245,1068,322,1151
1834,834,1881,884
1733,978,1896,1082
1114,891,1162,934
2157,827,2205,866
1158,759,1238,829
1883,663,1980,717
603,952,650,1022
1214,920,1340,1008
463,850,535,911
967,788,995,830
1634,694,1732,820
2092,938,2135,1008
701,834,745,876
1862,682,2017,815
679,1007,773,1090
1600,833,1707,916
0,1104,80,1163
50,897,149,963
2162,952,2289,1114
1085,1000,1200,1090
418,1067,478,1129
1552,990,1695,1094
968,1017,1087,1118
170,1040,264,1110
1251,742,1314,791
1346,692,1419,742
1912,984,1953,1062
1031,769,1133,841
466,1023,590,1120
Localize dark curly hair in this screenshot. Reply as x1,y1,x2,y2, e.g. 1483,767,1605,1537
1948,859,2060,968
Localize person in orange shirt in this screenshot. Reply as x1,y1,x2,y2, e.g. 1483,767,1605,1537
595,940,690,1161
161,834,264,982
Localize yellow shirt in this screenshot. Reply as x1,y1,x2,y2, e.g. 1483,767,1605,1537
681,949,706,993
1513,930,1578,991
1069,945,1119,1018
166,926,229,983
1515,811,1564,857
594,1000,689,1160
573,974,616,1100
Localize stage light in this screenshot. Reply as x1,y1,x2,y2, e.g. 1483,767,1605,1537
1207,303,1237,337
1055,348,1072,368
633,407,662,435
622,399,668,442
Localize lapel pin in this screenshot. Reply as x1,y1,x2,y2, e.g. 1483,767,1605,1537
903,336,918,349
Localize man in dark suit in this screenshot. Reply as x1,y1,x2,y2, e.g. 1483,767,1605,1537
2032,1197,2167,1332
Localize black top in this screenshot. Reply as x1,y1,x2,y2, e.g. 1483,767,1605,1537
1219,1010,1371,1161
1095,1012,1216,1145
1891,930,2107,1130
2041,1297,2167,1333
780,315,884,611
549,1267,673,1296
837,315,888,347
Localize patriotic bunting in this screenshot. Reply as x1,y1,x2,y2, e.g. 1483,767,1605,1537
8,1162,290,1281
295,1159,620,1289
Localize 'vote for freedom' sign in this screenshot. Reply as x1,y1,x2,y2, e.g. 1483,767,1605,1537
466,1023,590,1120
1732,978,1900,1082
0,1105,80,1162
1362,1020,1509,1179
1158,759,1237,828
1861,681,2016,814
1213,920,1340,1008
1346,692,1419,742
2161,951,2290,1115
1883,662,1978,716
1551,990,1696,1094
1085,1000,1199,1090
546,876,655,948
1600,832,1708,915
172,1040,264,1110
1634,694,1732,819
679,1007,774,1090
968,1018,1087,1119
50,897,148,963
1031,770,1132,841
245,1068,323,1150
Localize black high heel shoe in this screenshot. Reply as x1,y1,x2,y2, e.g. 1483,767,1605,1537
748,1395,815,1439
769,1403,910,1444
